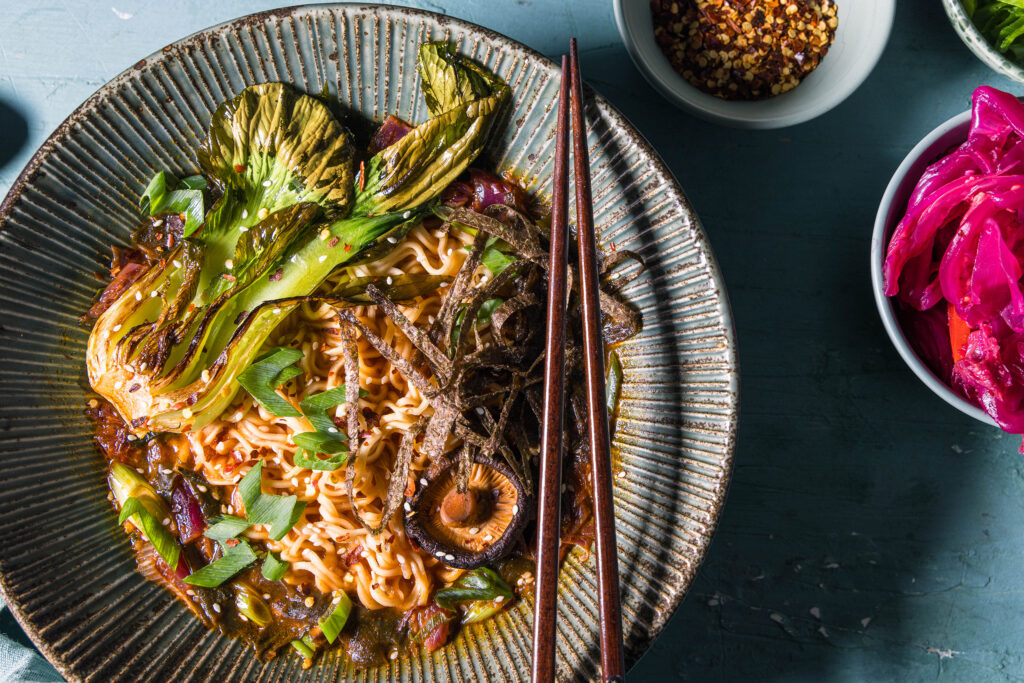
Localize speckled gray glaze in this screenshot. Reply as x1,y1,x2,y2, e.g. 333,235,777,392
943,0,1024,83
0,4,737,681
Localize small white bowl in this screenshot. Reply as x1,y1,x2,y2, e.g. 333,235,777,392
869,108,996,426
614,0,895,129
942,0,1024,84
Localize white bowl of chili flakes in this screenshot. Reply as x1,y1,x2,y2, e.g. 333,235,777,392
614,0,895,129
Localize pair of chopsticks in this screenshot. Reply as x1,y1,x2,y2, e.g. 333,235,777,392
532,39,625,683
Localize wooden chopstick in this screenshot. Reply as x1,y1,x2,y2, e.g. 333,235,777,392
569,38,625,682
531,53,572,683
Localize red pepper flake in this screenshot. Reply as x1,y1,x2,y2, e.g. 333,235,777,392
359,160,366,192
222,273,236,281
128,383,141,393
167,234,175,248
233,164,246,173
328,236,339,248
343,243,352,252
269,268,283,282
234,311,248,325
187,304,195,313
159,258,166,269
225,538,240,548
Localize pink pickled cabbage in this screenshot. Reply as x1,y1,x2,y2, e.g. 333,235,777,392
885,86,1024,433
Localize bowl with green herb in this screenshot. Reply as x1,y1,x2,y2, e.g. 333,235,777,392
945,0,1024,82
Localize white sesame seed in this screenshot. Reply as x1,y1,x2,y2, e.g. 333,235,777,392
420,478,428,487
197,485,207,493
135,468,144,474
201,369,211,383
404,502,412,512
172,260,182,269
150,290,159,298
241,209,248,219
239,614,248,622
320,228,330,240
318,255,327,263
617,471,626,479
445,553,455,561
135,291,142,301
182,408,193,419
428,315,435,324
386,276,393,285
511,505,519,515
262,180,272,187
446,248,453,256
291,254,298,263
112,324,122,332
494,595,505,603
263,594,271,600
483,534,493,542
186,589,196,596
212,603,221,613
87,399,99,408
397,554,405,564
152,219,164,227
224,259,234,269
469,527,480,535
390,651,398,661
239,226,248,232
439,282,449,287
257,207,269,220
162,518,169,526
386,236,398,243
126,434,136,442
402,211,411,219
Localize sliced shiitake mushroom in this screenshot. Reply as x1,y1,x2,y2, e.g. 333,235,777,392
405,454,530,569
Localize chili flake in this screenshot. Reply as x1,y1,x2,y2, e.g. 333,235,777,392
651,0,839,100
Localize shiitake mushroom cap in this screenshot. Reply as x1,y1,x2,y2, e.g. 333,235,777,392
404,454,531,569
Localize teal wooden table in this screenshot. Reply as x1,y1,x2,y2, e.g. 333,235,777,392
2,1,1023,680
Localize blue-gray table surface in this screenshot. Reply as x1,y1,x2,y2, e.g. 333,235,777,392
2,0,1022,680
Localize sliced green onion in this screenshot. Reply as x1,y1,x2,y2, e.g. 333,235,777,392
292,431,347,455
238,460,307,540
236,347,304,417
234,583,273,626
293,447,348,471
319,590,353,643
139,170,208,236
434,567,513,611
117,497,181,570
290,638,315,659
606,350,623,417
261,551,289,581
204,514,251,542
299,386,353,433
183,540,257,587
461,599,506,625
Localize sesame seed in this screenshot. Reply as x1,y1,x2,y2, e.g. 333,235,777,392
186,589,196,596
197,485,207,493
404,502,412,512
495,595,505,603
225,259,234,269
182,408,193,419
112,324,122,332
618,470,626,479
420,478,428,487
320,228,330,240
126,434,136,442
439,282,449,287
305,597,315,607
318,255,327,263
152,219,164,227
469,527,480,534
258,207,270,220
386,236,398,243
135,291,142,301
328,427,338,433
397,554,406,564
162,518,169,525
241,210,248,219
262,180,272,187
212,603,221,613
263,594,271,600
386,276,393,285
484,534,493,542
390,651,398,660
239,226,248,232
511,505,519,515
150,290,159,297
172,260,182,268
201,369,210,383
239,614,248,622
87,399,99,408
446,248,453,256
445,553,455,561
402,211,411,219
135,468,144,474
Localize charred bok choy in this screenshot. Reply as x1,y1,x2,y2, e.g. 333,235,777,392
87,42,509,434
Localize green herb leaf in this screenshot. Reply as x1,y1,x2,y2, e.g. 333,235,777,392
237,347,304,417
293,448,348,472
118,497,180,571
182,540,257,587
239,460,307,540
261,551,290,581
476,297,504,323
464,237,515,276
319,591,353,643
434,567,513,611
204,514,251,542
